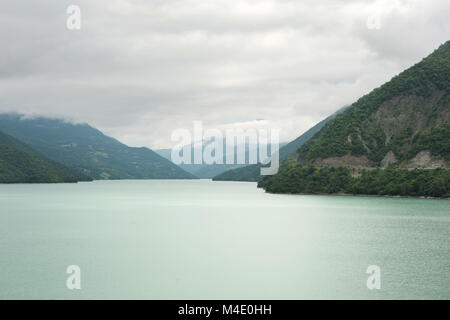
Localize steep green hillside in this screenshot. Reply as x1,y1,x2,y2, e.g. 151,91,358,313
213,109,343,181
0,114,195,180
259,41,450,198
0,131,91,183
297,41,450,168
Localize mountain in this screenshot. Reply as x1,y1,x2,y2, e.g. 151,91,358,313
296,41,450,169
259,41,450,198
212,109,344,181
0,114,196,180
0,130,92,183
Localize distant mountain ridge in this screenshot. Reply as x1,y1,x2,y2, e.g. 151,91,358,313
0,114,195,180
156,141,286,178
0,130,91,183
212,108,345,181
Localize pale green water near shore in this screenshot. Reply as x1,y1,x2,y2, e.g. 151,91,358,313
0,180,449,299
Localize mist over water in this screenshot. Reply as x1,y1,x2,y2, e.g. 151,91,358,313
0,180,448,299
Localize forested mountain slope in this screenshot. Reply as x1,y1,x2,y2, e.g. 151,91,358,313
0,130,91,183
0,114,195,180
259,41,450,198
296,41,450,169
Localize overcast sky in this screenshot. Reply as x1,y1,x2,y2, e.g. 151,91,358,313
0,0,449,149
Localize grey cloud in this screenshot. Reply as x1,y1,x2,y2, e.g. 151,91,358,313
0,0,449,148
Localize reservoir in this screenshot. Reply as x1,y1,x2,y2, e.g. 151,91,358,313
0,180,448,299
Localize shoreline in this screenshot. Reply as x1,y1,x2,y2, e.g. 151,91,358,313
263,190,450,200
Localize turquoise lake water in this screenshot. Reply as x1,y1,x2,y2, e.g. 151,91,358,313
0,180,449,299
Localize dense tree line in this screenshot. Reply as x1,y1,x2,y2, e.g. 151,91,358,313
258,159,450,198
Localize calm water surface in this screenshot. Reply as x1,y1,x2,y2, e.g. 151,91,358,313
0,180,449,299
